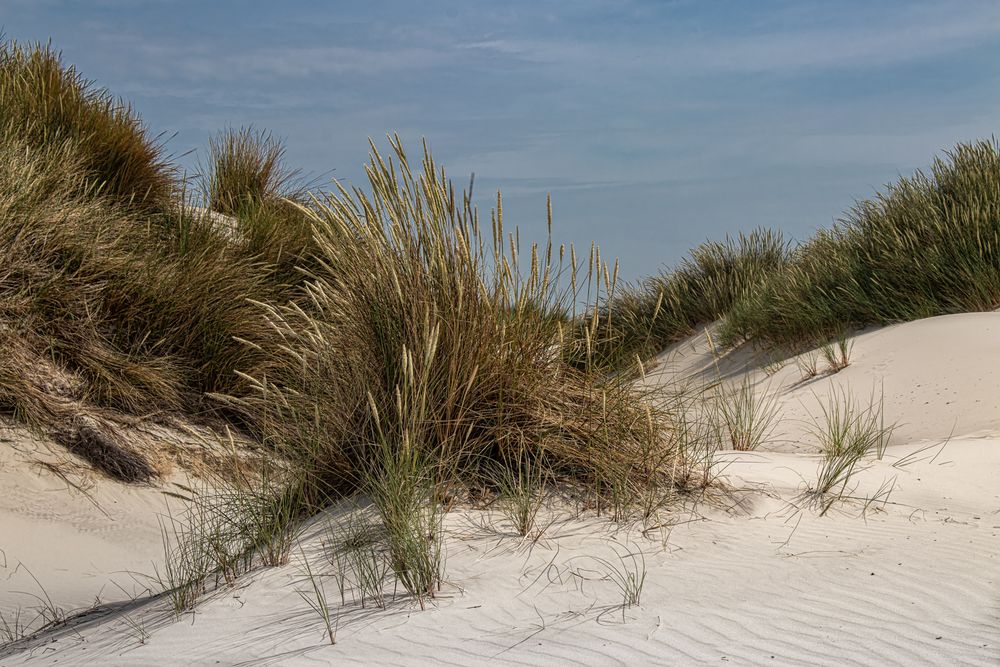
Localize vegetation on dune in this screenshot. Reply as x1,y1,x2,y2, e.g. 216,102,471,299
5,31,1000,628
0,40,320,479
0,38,702,614
160,142,704,613
0,129,303,423
583,138,1000,373
0,40,174,210
231,137,688,507
721,139,1000,347
806,387,895,515
571,228,788,372
206,126,295,216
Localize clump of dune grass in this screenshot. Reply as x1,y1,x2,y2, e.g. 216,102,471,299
0,39,322,467
724,139,1000,346
573,228,788,373
716,375,780,451
0,133,192,446
489,446,549,537
0,38,693,616
205,127,295,216
201,128,317,284
0,130,295,440
807,387,895,514
820,334,853,373
795,351,820,381
0,39,173,210
157,462,307,613
230,139,689,576
365,381,444,608
326,508,390,608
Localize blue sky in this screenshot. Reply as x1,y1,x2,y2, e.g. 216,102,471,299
4,0,1000,281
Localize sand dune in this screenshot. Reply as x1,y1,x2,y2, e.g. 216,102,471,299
645,312,1000,448
2,314,999,665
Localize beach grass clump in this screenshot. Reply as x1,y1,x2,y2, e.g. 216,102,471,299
489,446,549,537
0,130,293,429
574,228,788,372
820,334,853,373
0,39,173,210
0,34,690,612
0,133,184,424
723,139,1000,346
808,387,894,513
364,384,444,608
236,137,686,532
202,127,317,284
716,375,780,451
326,508,390,608
206,127,294,216
0,39,323,461
158,462,307,613
591,546,647,621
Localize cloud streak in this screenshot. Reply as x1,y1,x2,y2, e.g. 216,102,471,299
459,2,1000,75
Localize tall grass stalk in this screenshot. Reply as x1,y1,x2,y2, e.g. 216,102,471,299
297,548,337,646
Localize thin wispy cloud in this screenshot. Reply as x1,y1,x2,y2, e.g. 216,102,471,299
459,3,1000,75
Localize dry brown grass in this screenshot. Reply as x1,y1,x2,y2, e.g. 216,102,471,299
0,42,315,479
231,138,687,512
0,39,174,210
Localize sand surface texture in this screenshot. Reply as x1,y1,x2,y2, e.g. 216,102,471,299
2,314,998,665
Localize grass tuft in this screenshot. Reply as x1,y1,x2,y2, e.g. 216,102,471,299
206,127,290,215
0,39,173,210
717,375,780,451
807,387,895,514
489,447,548,537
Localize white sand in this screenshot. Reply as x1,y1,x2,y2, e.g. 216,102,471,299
0,429,181,622
3,313,999,665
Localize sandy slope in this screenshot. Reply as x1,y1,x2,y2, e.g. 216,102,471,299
2,314,999,665
0,421,226,633
643,312,1000,448
0,428,170,621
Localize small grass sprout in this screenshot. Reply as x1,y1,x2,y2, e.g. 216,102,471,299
593,546,647,621
297,547,338,646
717,375,781,451
795,351,820,380
821,333,853,373
808,387,895,514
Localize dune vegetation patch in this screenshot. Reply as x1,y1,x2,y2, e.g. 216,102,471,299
2,32,998,653
582,139,1000,373
570,228,789,373
0,38,717,623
